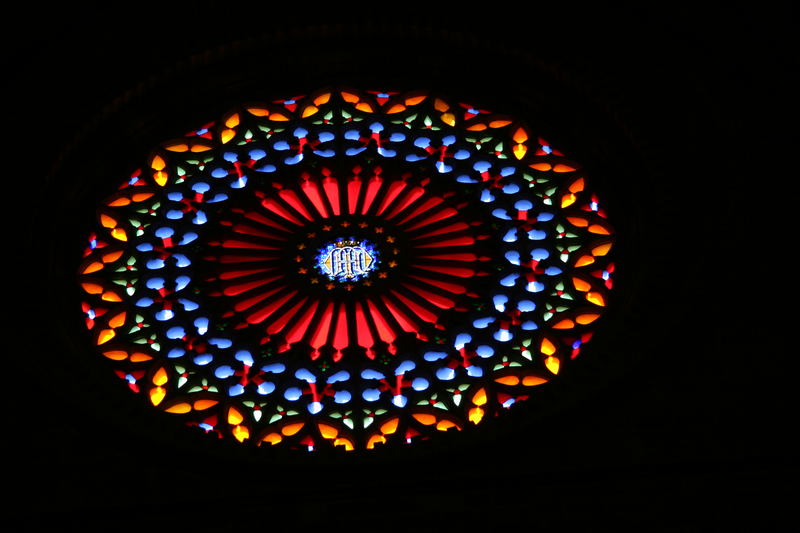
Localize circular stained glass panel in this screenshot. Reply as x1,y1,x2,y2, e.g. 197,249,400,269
77,89,615,451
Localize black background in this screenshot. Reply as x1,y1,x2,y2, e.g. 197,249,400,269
6,3,793,529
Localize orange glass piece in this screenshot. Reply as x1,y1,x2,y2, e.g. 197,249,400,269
412,413,437,426
281,422,304,436
380,418,399,435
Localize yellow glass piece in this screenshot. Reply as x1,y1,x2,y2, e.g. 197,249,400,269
150,155,166,171
380,418,399,435
553,164,575,172
165,143,189,152
540,337,556,356
100,214,117,228
103,350,128,361
150,386,166,406
495,375,520,386
522,376,548,386
573,277,592,292
96,329,115,345
436,420,459,431
232,425,249,442
221,129,235,144
108,197,131,207
576,313,600,325
110,228,128,241
262,433,282,445
246,107,268,117
433,98,450,112
82,262,103,274
154,170,168,187
101,290,122,302
568,177,585,192
530,162,551,171
513,144,527,160
313,92,331,105
301,105,319,118
567,217,589,228
225,113,240,128
489,119,512,128
108,312,126,328
193,399,218,410
366,434,386,449
318,423,339,439
227,407,244,425
575,255,595,267
130,352,153,362
545,356,560,374
412,413,437,426
165,402,192,414
552,319,575,329
587,291,606,306
341,91,360,103
468,406,484,424
152,367,168,386
281,422,304,436
441,112,456,126
588,224,611,235
561,193,577,208
592,243,613,256
333,438,354,451
472,387,487,406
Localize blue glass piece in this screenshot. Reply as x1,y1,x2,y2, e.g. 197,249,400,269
215,365,235,379
194,317,208,334
517,300,536,312
505,250,520,265
344,130,361,140
192,211,207,225
209,338,232,348
413,137,430,148
346,147,367,156
167,192,183,201
173,254,191,268
284,154,303,165
155,309,174,321
441,135,455,145
257,382,275,395
294,127,308,138
223,152,238,162
135,297,153,307
537,211,555,221
211,168,228,178
473,317,495,329
503,228,517,242
494,329,513,342
377,147,397,157
136,243,153,252
166,210,183,220
175,275,191,291
178,298,199,311
273,140,290,150
361,369,385,380
435,161,452,173
167,348,185,359
395,360,416,375
493,294,508,312
308,401,323,414
436,367,455,380
230,176,247,188
369,122,384,133
514,199,533,210
500,273,519,287
199,423,214,432
466,366,483,377
521,321,539,330
531,248,550,261
454,333,472,349
476,345,494,358
318,131,335,142
235,350,254,366
480,189,495,203
295,368,316,382
424,351,448,362
248,149,267,160
146,258,165,270
528,229,547,240
392,395,408,408
412,378,430,391
502,397,516,408
334,390,351,404
405,153,426,162
179,232,198,245
326,370,350,384
545,266,563,276
262,363,286,374
502,183,520,194
457,175,478,183
284,387,302,401
145,277,165,289
389,133,406,142
526,280,545,293
255,164,276,173
492,208,511,220
362,388,381,401
501,167,516,177
473,160,491,172
454,149,471,160
154,227,174,239
193,353,213,365
166,326,185,339
314,149,335,157
228,384,245,396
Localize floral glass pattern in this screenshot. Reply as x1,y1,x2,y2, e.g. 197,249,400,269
78,89,615,451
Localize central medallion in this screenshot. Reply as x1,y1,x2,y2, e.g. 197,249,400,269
317,238,379,282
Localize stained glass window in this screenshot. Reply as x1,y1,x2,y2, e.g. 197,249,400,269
78,89,615,451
